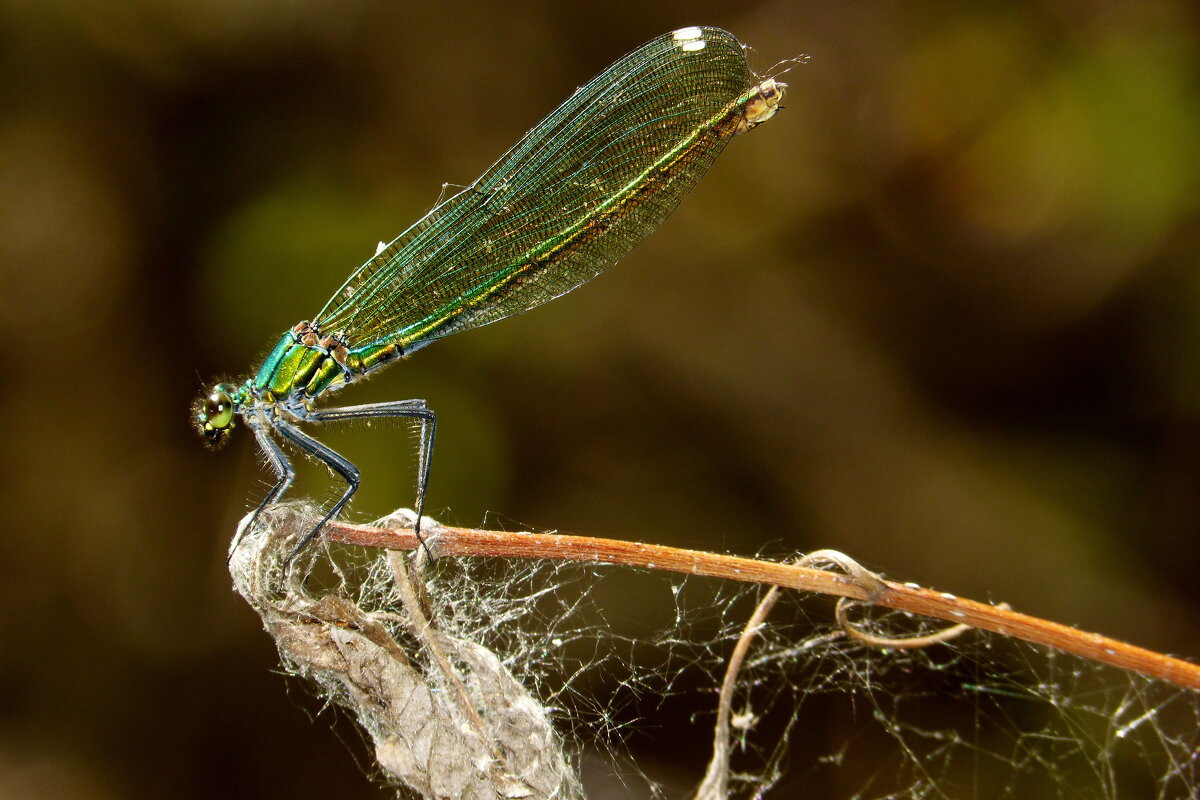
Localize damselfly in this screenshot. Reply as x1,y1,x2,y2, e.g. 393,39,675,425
196,26,789,558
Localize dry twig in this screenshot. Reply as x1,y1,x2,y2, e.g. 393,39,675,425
324,514,1200,691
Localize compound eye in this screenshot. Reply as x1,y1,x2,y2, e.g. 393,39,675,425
204,390,235,429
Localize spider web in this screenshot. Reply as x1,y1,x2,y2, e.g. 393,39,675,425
231,503,1200,799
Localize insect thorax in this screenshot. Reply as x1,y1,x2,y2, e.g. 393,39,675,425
252,321,405,402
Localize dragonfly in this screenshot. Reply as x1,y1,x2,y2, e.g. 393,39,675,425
196,26,789,560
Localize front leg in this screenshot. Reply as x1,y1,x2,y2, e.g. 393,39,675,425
230,415,295,558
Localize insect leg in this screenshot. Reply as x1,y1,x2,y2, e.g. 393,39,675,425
307,399,437,546
230,415,295,558
270,417,361,565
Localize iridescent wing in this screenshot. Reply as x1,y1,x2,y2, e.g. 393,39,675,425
313,27,764,352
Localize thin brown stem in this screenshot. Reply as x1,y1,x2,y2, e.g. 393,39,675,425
324,519,1200,691
695,584,783,800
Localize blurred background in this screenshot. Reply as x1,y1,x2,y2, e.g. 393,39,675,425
2,0,1199,797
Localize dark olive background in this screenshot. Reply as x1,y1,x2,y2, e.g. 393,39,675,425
2,0,1199,797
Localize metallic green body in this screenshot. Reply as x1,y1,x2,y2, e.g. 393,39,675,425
251,333,402,400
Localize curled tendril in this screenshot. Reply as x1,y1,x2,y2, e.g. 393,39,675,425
798,548,989,650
